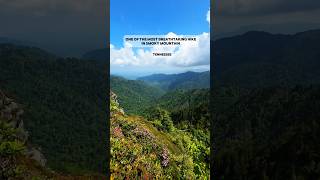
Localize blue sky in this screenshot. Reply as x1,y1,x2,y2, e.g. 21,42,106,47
111,0,210,48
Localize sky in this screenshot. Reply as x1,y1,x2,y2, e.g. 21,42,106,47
110,0,211,79
111,0,210,48
214,0,320,37
0,0,107,57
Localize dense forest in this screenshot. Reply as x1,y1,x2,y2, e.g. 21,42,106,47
0,44,108,175
211,29,320,180
212,86,320,179
111,75,164,114
0,90,106,179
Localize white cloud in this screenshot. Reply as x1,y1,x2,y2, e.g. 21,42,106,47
207,9,210,24
111,9,210,72
110,32,210,69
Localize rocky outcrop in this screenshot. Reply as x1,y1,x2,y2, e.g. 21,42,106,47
25,145,47,167
110,91,118,104
110,91,125,116
0,90,27,142
0,90,47,167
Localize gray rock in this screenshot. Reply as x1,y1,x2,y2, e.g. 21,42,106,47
0,89,47,167
26,146,47,167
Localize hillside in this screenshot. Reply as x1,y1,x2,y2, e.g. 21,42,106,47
210,29,320,179
143,89,210,130
110,74,210,178
111,75,165,114
110,91,210,179
213,86,320,179
213,29,320,87
138,71,210,91
0,44,108,174
0,90,106,179
0,89,48,179
151,89,209,111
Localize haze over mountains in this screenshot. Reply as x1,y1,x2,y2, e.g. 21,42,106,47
138,71,210,91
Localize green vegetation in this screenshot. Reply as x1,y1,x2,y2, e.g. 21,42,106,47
0,44,107,174
110,75,210,178
0,120,56,179
0,121,25,179
211,29,320,179
110,95,210,179
213,30,320,88
212,86,320,179
147,89,210,130
111,75,165,114
146,107,174,132
4,29,320,179
110,29,320,179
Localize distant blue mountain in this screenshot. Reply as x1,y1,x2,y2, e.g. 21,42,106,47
138,71,210,91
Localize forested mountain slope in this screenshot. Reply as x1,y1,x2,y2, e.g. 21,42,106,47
111,75,165,114
110,91,210,179
213,86,320,179
213,29,320,87
0,44,108,174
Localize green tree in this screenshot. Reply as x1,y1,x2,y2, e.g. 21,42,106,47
0,122,25,179
148,107,174,132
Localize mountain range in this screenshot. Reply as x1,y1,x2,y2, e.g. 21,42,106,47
137,71,210,91
213,29,320,87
